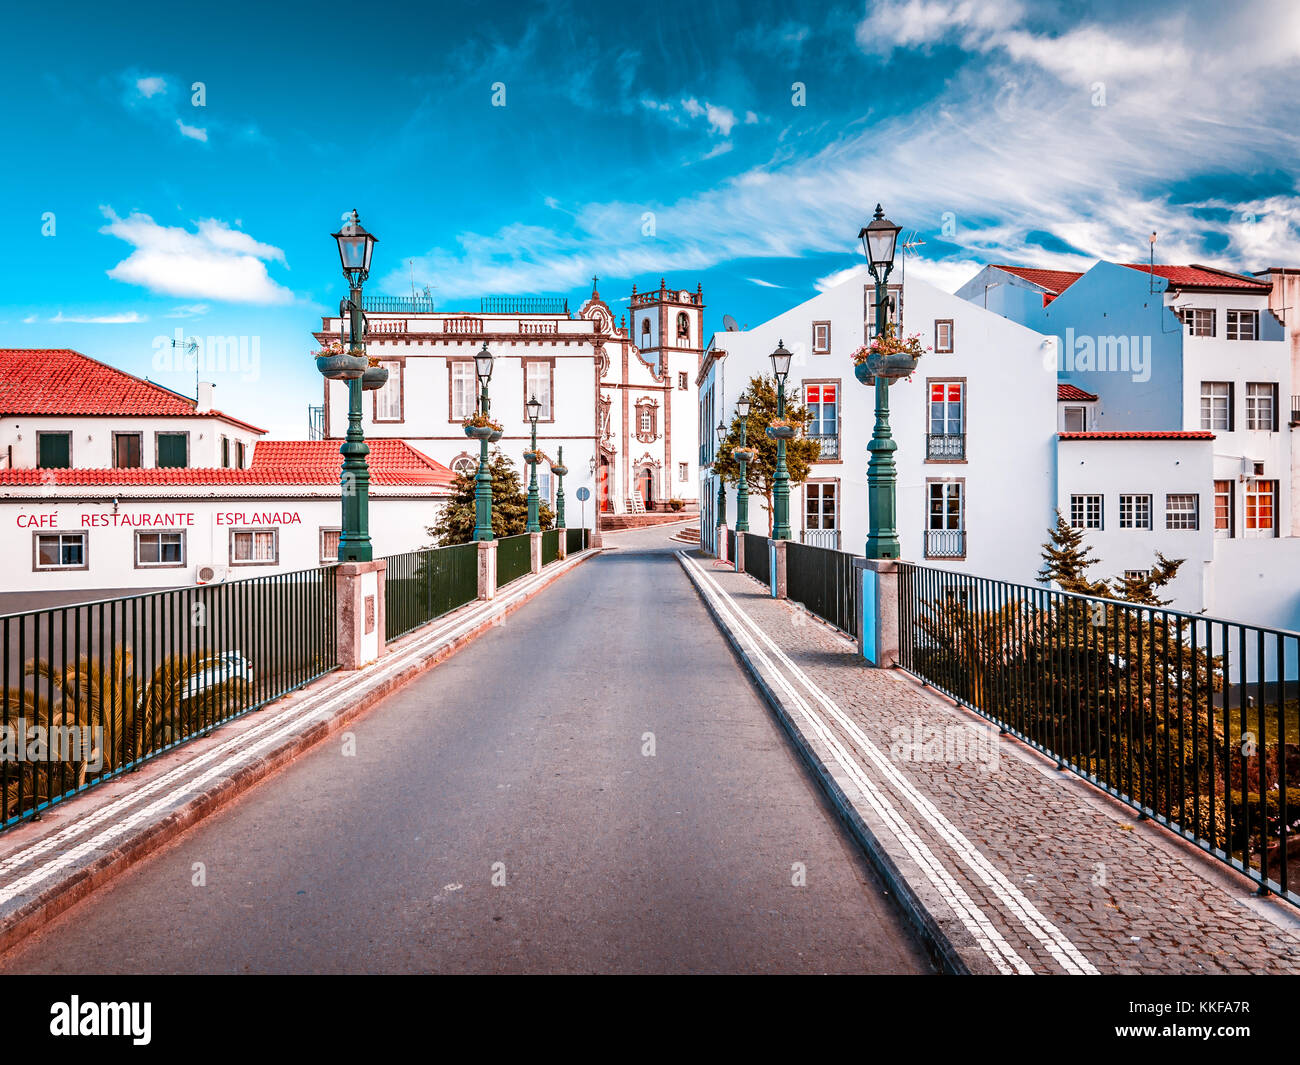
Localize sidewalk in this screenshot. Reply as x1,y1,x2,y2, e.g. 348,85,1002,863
0,548,599,959
679,550,1300,975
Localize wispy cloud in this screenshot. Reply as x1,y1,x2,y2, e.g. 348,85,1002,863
176,119,208,142
49,311,147,324
99,208,293,305
747,277,783,288
165,303,210,318
135,76,166,99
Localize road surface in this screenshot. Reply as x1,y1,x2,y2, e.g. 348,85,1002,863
0,525,932,974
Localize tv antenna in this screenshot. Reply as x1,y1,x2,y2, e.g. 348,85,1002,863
170,336,200,399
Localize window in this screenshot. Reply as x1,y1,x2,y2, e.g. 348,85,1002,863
1062,405,1087,431
866,285,900,340
1124,569,1151,581
449,361,476,420
676,312,690,342
450,454,478,478
926,481,965,558
37,432,71,469
525,361,552,420
1246,382,1278,431
812,321,831,354
1119,493,1152,529
34,532,86,570
1245,479,1278,537
320,528,341,563
1186,308,1215,337
1226,309,1258,341
114,433,142,469
156,432,189,468
1165,494,1199,530
678,462,688,482
220,436,230,468
1214,479,1234,538
538,470,553,504
806,482,838,530
678,372,688,390
805,382,838,437
230,528,278,565
236,441,246,469
135,531,185,568
934,320,954,353
927,381,965,459
373,360,402,421
1070,494,1103,529
641,318,651,342
1200,382,1233,431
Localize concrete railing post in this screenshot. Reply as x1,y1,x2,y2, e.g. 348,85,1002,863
477,540,497,601
717,523,729,564
855,557,900,668
530,532,543,574
557,531,568,560
336,559,386,670
768,538,787,599
734,531,745,574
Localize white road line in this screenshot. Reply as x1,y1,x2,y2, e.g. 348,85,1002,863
0,552,591,904
678,552,1032,974
683,552,1099,975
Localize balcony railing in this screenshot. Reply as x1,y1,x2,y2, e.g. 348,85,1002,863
480,296,569,316
800,528,841,550
926,433,966,460
925,529,966,558
808,433,839,460
362,295,436,313
443,317,484,335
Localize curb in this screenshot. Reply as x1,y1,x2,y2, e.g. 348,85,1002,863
0,548,601,960
678,551,969,976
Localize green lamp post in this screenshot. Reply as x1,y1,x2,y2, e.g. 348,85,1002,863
552,446,568,529
733,392,751,533
768,340,794,540
859,204,903,560
525,393,542,533
322,209,379,563
472,341,495,542
715,420,727,529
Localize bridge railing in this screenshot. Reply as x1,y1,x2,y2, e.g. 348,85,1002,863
0,567,337,831
785,541,860,639
742,532,769,587
382,543,478,642
897,562,1300,902
496,533,533,588
565,528,588,555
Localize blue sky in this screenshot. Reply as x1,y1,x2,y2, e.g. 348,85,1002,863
4,0,1299,436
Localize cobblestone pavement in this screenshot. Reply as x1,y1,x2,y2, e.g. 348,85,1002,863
681,550,1300,975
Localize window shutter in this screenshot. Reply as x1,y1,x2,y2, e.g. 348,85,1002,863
1272,383,1280,433
158,433,187,468
39,434,70,469
1227,382,1235,432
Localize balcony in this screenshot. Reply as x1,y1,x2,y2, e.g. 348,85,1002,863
800,528,841,550
924,529,966,559
926,433,966,460
808,433,839,460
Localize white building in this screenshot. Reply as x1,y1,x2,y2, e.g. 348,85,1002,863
315,280,703,525
697,273,1059,585
0,349,453,602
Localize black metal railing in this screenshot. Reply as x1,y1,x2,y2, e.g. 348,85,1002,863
383,543,478,642
742,532,770,588
480,296,569,316
897,563,1300,903
726,528,736,561
542,529,561,565
1,568,337,831
565,528,584,554
925,529,966,558
362,295,436,313
808,433,839,459
496,533,533,588
786,541,860,638
926,433,966,460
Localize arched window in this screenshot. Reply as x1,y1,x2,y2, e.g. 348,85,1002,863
641,318,651,340
677,312,690,339
450,454,478,478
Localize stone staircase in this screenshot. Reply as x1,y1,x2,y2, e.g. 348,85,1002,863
600,510,698,532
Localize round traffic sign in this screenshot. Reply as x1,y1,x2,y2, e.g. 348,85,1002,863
576,487,591,501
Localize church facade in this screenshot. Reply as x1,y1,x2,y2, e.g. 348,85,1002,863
315,279,703,529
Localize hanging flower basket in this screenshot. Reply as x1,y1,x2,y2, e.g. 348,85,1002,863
766,418,798,441
551,463,569,477
523,450,543,464
314,342,368,381
360,360,389,392
850,326,928,383
462,412,502,439
488,428,504,443
732,446,758,463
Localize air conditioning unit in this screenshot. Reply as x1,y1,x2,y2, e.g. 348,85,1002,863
196,564,228,585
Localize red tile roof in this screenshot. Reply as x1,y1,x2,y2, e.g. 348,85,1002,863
1057,384,1098,402
0,349,266,433
989,266,1085,296
1119,264,1270,291
1058,431,1215,441
0,440,455,488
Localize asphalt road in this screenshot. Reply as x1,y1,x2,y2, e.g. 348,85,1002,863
0,526,932,974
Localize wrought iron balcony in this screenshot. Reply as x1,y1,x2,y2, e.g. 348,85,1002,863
800,528,841,550
926,433,966,460
480,296,569,316
924,529,966,558
808,433,839,460
362,295,436,313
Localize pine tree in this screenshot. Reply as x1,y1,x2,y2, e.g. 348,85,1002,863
1037,509,1110,596
426,450,554,545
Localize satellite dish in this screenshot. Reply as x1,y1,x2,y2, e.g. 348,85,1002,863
723,314,739,331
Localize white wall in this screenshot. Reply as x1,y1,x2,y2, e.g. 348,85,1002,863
0,414,262,470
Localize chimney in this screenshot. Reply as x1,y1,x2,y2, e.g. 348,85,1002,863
196,381,215,413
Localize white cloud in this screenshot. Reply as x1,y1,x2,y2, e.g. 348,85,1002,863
747,277,784,288
165,303,210,318
99,208,293,305
700,141,734,161
49,311,147,324
744,111,758,125
176,119,208,142
136,76,167,98
22,314,37,324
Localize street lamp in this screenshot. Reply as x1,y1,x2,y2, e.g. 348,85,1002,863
857,203,903,560
733,393,751,533
473,341,495,542
525,393,543,533
321,209,380,563
769,340,793,540
715,419,727,530
551,446,568,530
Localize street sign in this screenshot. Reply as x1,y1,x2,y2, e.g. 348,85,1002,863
576,487,591,501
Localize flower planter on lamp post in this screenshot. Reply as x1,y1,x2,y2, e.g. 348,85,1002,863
472,342,496,542
733,392,752,533
770,340,794,541
525,394,542,533
552,446,568,529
